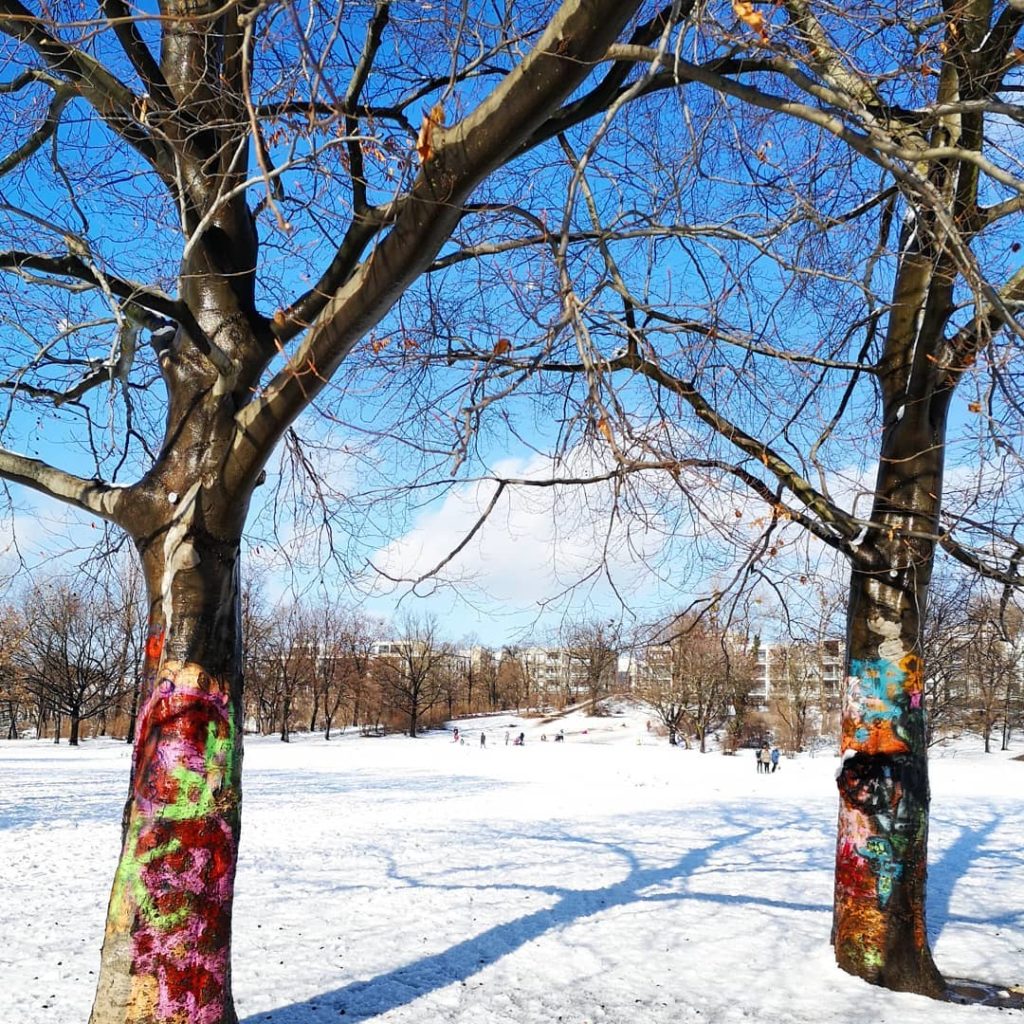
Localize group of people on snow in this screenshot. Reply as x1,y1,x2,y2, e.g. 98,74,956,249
755,745,781,773
452,727,527,746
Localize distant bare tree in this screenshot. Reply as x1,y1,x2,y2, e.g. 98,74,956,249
266,603,313,743
636,613,754,752
562,619,621,708
19,577,131,745
101,554,147,743
376,615,452,738
922,573,986,744
922,573,1024,750
337,610,385,738
306,601,381,741
0,607,29,739
959,600,1024,753
475,648,499,713
241,578,278,735
498,646,535,713
769,646,822,754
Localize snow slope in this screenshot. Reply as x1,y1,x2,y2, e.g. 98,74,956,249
1,710,1021,1024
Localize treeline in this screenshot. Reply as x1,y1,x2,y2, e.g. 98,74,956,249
0,573,546,744
239,588,575,739
3,571,1021,752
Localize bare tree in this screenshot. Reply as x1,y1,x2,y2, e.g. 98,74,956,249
768,646,821,754
404,1,1024,995
922,571,989,744
0,605,29,738
561,618,621,708
0,0,659,1017
103,553,147,743
922,572,1024,749
241,577,278,735
267,603,314,743
495,646,528,712
958,598,1023,752
18,577,131,745
635,612,754,751
375,615,453,738
335,609,384,738
298,599,373,740
476,647,499,713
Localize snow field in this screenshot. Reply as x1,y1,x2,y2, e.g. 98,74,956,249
1,711,1021,1024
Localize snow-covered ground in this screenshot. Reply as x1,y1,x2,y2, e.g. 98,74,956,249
1,705,1022,1024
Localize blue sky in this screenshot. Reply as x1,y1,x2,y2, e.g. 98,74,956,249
2,3,1024,650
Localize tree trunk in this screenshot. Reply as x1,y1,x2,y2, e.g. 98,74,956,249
89,533,244,1024
324,715,333,741
834,415,947,996
70,713,81,746
127,676,141,744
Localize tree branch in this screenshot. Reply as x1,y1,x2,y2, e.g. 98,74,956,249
0,449,124,522
0,249,196,329
0,0,166,173
0,78,74,177
100,0,175,108
232,0,650,486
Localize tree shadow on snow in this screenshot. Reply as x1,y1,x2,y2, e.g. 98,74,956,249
927,811,1016,939
927,810,1024,1009
240,808,832,1022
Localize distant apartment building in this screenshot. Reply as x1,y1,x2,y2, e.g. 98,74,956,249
750,638,844,708
371,639,471,678
518,647,584,702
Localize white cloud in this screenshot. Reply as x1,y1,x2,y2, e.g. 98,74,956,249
370,447,670,614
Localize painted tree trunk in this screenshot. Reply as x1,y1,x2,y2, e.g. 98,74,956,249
89,539,244,1024
833,394,948,997
834,577,944,996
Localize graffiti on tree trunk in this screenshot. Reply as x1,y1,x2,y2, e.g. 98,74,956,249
835,652,931,979
842,654,923,756
110,661,238,1023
